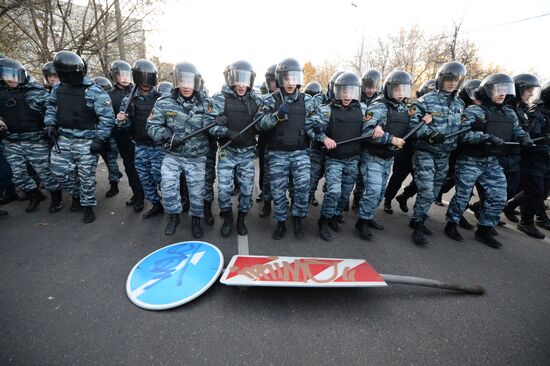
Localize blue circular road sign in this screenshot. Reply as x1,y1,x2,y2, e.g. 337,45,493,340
126,241,224,310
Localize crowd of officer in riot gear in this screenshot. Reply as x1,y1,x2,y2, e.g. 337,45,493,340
1,50,549,249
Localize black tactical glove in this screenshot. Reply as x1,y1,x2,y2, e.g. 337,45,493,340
519,135,533,147
427,130,445,144
215,115,228,125
89,138,105,154
487,135,505,146
276,103,290,120
44,126,58,140
470,119,485,132
226,130,240,140
167,133,186,150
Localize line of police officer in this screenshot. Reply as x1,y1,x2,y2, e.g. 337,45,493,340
1,52,549,248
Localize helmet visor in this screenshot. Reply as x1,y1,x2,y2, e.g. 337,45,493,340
280,70,303,87
230,69,252,88
116,70,132,84
521,86,541,103
175,71,198,89
335,85,361,101
1,67,24,83
363,78,382,91
488,82,515,97
388,84,411,99
466,87,479,100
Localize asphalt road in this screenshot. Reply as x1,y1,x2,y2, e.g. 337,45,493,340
1,159,550,365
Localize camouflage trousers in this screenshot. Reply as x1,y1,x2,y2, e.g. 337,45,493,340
268,150,310,221
261,148,272,201
321,157,359,218
412,150,450,221
205,145,217,203
217,149,255,213
50,136,98,207
446,158,506,227
353,159,366,199
308,145,325,202
358,153,393,220
161,154,205,216
3,139,60,193
100,137,122,183
134,143,164,204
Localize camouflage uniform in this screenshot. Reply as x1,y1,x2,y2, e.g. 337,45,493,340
315,101,367,219
409,90,465,222
147,91,224,216
120,87,163,205
308,94,328,203
99,138,122,183
44,77,116,207
0,80,61,194
257,90,320,222
446,103,527,227
213,85,262,213
359,99,408,220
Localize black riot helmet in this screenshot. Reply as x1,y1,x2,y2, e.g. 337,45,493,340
416,79,436,98
458,79,481,105
228,60,256,89
327,70,345,101
173,62,202,91
42,62,57,78
0,58,27,85
93,76,113,92
533,80,550,105
275,58,303,88
132,59,158,87
477,73,515,102
513,73,540,104
304,81,322,97
435,61,467,91
158,81,173,95
53,51,87,85
334,72,361,102
265,64,276,86
110,60,132,84
382,70,413,101
361,69,382,92
259,81,268,95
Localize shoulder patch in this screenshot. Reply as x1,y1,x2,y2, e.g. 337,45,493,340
207,101,213,113
407,107,416,116
165,111,177,117
105,100,112,107
364,111,373,122
431,111,442,117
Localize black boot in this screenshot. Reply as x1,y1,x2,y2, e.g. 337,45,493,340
237,211,248,236
475,225,502,248
272,221,286,240
143,202,164,219
165,214,180,235
334,214,344,224
459,215,474,230
192,216,203,238
518,222,545,239
354,218,372,240
343,202,350,212
310,197,319,207
0,208,7,216
132,190,144,212
0,183,19,204
469,202,481,220
328,217,342,232
535,218,550,231
259,200,271,218
409,219,433,236
48,190,63,213
70,196,82,212
318,216,332,241
25,189,41,212
204,201,214,226
411,220,428,246
396,194,409,213
220,209,233,237
383,200,393,214
82,206,95,224
293,216,304,239
502,202,519,222
105,182,119,198
366,219,384,230
444,221,464,242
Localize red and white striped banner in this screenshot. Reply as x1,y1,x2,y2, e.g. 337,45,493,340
220,255,387,287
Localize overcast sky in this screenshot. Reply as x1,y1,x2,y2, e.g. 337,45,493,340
147,0,549,91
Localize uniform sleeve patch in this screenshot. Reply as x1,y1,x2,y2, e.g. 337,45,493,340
407,107,416,116
364,111,373,122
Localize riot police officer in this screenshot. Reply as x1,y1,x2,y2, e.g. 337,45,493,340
45,51,116,223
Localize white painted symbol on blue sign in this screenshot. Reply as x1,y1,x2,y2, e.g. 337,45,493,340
126,241,223,310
